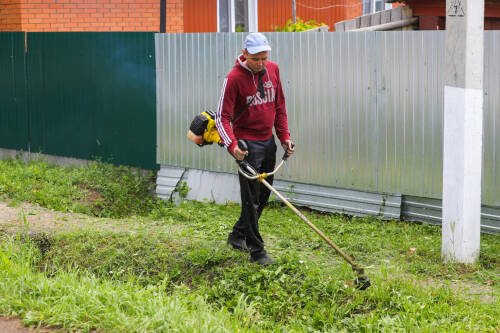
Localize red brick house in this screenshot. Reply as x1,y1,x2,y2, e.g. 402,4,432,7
387,0,500,30
0,0,401,32
0,0,174,32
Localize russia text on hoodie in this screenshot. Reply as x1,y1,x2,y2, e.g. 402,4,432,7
215,54,290,155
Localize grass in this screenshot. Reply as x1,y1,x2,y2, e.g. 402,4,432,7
1,239,254,332
0,157,162,218
0,158,499,332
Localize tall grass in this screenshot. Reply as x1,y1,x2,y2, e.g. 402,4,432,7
0,238,262,332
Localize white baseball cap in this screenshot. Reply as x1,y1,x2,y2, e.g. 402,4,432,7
244,33,272,54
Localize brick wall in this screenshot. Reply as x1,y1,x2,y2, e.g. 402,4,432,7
259,0,363,32
165,0,182,32
0,0,184,32
343,0,363,21
0,1,22,31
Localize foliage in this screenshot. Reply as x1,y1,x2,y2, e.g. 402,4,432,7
0,158,169,218
235,25,246,33
173,180,191,201
275,18,327,32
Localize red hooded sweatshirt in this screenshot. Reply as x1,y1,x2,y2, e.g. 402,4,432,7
215,54,290,155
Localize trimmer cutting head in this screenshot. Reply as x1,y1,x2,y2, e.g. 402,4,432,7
355,275,371,290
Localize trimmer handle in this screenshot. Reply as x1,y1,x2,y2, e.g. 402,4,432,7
282,143,295,161
237,139,248,152
236,139,290,179
236,140,250,169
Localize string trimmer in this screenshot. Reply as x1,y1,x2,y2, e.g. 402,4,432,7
236,140,371,290
186,111,370,290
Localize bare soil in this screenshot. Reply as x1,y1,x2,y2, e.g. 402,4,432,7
0,317,53,333
0,200,144,235
0,200,91,233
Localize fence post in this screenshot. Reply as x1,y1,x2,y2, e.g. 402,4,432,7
442,0,485,263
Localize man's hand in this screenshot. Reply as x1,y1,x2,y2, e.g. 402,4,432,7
233,145,247,161
282,140,295,157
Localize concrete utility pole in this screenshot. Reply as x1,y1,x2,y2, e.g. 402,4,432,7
442,0,485,263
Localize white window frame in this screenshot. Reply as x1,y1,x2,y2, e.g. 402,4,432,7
248,0,258,32
217,0,258,32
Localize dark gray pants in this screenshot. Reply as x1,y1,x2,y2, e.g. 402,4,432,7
232,136,277,259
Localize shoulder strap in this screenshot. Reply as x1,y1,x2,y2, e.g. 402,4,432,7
232,69,266,122
232,96,254,122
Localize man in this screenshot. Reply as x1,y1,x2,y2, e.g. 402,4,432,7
215,33,295,266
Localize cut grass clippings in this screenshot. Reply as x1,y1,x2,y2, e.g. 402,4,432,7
0,158,499,332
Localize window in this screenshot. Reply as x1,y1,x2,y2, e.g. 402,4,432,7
234,0,248,32
363,0,392,14
218,0,258,32
363,0,372,14
219,0,230,32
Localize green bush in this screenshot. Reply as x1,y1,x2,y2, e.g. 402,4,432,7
275,18,327,32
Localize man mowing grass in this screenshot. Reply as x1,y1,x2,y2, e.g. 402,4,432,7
216,33,295,266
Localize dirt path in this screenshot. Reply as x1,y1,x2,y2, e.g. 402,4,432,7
0,200,146,235
0,200,92,233
0,317,53,333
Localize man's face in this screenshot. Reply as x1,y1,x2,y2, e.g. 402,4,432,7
243,50,268,73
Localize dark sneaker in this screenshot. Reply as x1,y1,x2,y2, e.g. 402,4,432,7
251,253,276,266
227,233,249,253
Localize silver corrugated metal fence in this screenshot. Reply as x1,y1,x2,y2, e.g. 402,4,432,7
155,31,500,207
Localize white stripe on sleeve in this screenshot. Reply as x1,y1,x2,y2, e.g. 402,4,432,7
215,78,232,148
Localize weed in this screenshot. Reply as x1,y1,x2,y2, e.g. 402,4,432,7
7,199,21,208
173,180,190,200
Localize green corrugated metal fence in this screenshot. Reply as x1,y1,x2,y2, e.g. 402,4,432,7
1,32,156,170
0,32,28,151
